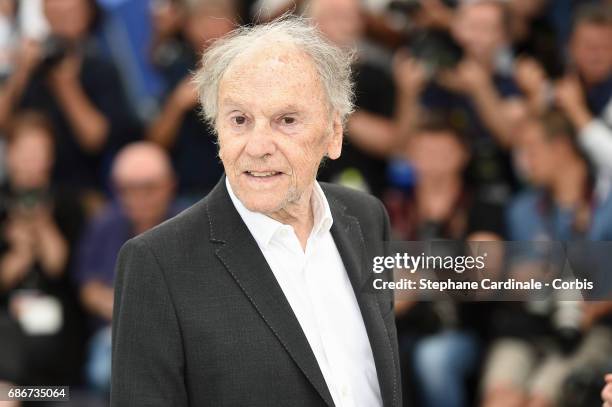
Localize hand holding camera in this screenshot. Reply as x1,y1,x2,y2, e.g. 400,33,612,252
392,51,428,97
1,192,67,289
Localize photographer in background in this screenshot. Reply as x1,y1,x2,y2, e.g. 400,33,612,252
0,0,139,194
387,114,502,407
481,111,612,407
0,111,85,386
392,0,523,209
555,4,612,197
513,4,612,198
75,142,181,396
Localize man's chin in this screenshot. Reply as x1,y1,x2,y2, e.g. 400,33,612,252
240,198,285,216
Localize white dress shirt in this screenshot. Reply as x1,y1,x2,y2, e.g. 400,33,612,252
226,178,382,407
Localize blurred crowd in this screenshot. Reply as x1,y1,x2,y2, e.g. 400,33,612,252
0,0,611,406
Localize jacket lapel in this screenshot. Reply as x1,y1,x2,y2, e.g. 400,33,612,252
327,194,399,407
205,178,335,407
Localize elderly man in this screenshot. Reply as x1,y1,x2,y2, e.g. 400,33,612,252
111,17,400,407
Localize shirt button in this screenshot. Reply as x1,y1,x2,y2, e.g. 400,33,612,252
341,385,349,398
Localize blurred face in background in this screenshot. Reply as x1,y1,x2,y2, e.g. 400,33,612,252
112,144,175,230
43,0,94,41
183,2,236,52
216,45,342,216
150,0,183,39
0,0,16,17
570,22,612,85
7,125,54,190
453,2,506,64
309,0,364,49
408,131,468,182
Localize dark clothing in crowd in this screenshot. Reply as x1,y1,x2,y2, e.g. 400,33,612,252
155,44,224,197
384,182,500,406
18,47,140,191
318,62,396,198
586,74,612,116
0,312,25,383
74,204,134,290
0,184,86,385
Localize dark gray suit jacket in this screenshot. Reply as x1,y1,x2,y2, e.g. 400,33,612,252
111,177,401,407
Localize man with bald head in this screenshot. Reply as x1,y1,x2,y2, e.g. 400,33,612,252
75,142,180,394
111,18,400,407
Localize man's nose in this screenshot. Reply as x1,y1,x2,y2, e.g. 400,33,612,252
244,121,277,158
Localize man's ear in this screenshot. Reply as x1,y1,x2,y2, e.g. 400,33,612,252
326,112,343,160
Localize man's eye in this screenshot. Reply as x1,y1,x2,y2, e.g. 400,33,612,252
232,116,247,125
281,116,296,125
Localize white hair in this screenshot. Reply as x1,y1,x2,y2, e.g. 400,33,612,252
193,16,355,129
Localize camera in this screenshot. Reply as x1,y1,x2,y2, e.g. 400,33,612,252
36,36,71,73
561,361,612,407
408,30,463,76
0,188,50,220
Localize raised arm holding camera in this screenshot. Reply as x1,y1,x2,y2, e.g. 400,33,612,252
0,0,138,191
0,111,85,386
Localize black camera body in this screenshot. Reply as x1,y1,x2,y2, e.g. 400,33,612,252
561,361,612,407
409,30,464,77
36,36,71,74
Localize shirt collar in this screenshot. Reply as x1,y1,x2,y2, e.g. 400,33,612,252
226,177,334,248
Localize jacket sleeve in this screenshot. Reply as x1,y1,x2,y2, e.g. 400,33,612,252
110,238,188,407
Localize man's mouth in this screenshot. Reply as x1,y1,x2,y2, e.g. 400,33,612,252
244,171,282,178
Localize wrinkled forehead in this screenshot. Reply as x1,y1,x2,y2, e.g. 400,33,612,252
218,43,329,114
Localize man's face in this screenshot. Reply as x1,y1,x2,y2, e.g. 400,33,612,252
453,3,505,63
44,0,92,40
571,23,612,85
113,155,175,228
409,132,467,181
216,45,343,216
7,129,54,189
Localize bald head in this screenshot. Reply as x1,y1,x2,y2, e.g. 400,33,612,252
112,142,173,184
112,142,176,231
